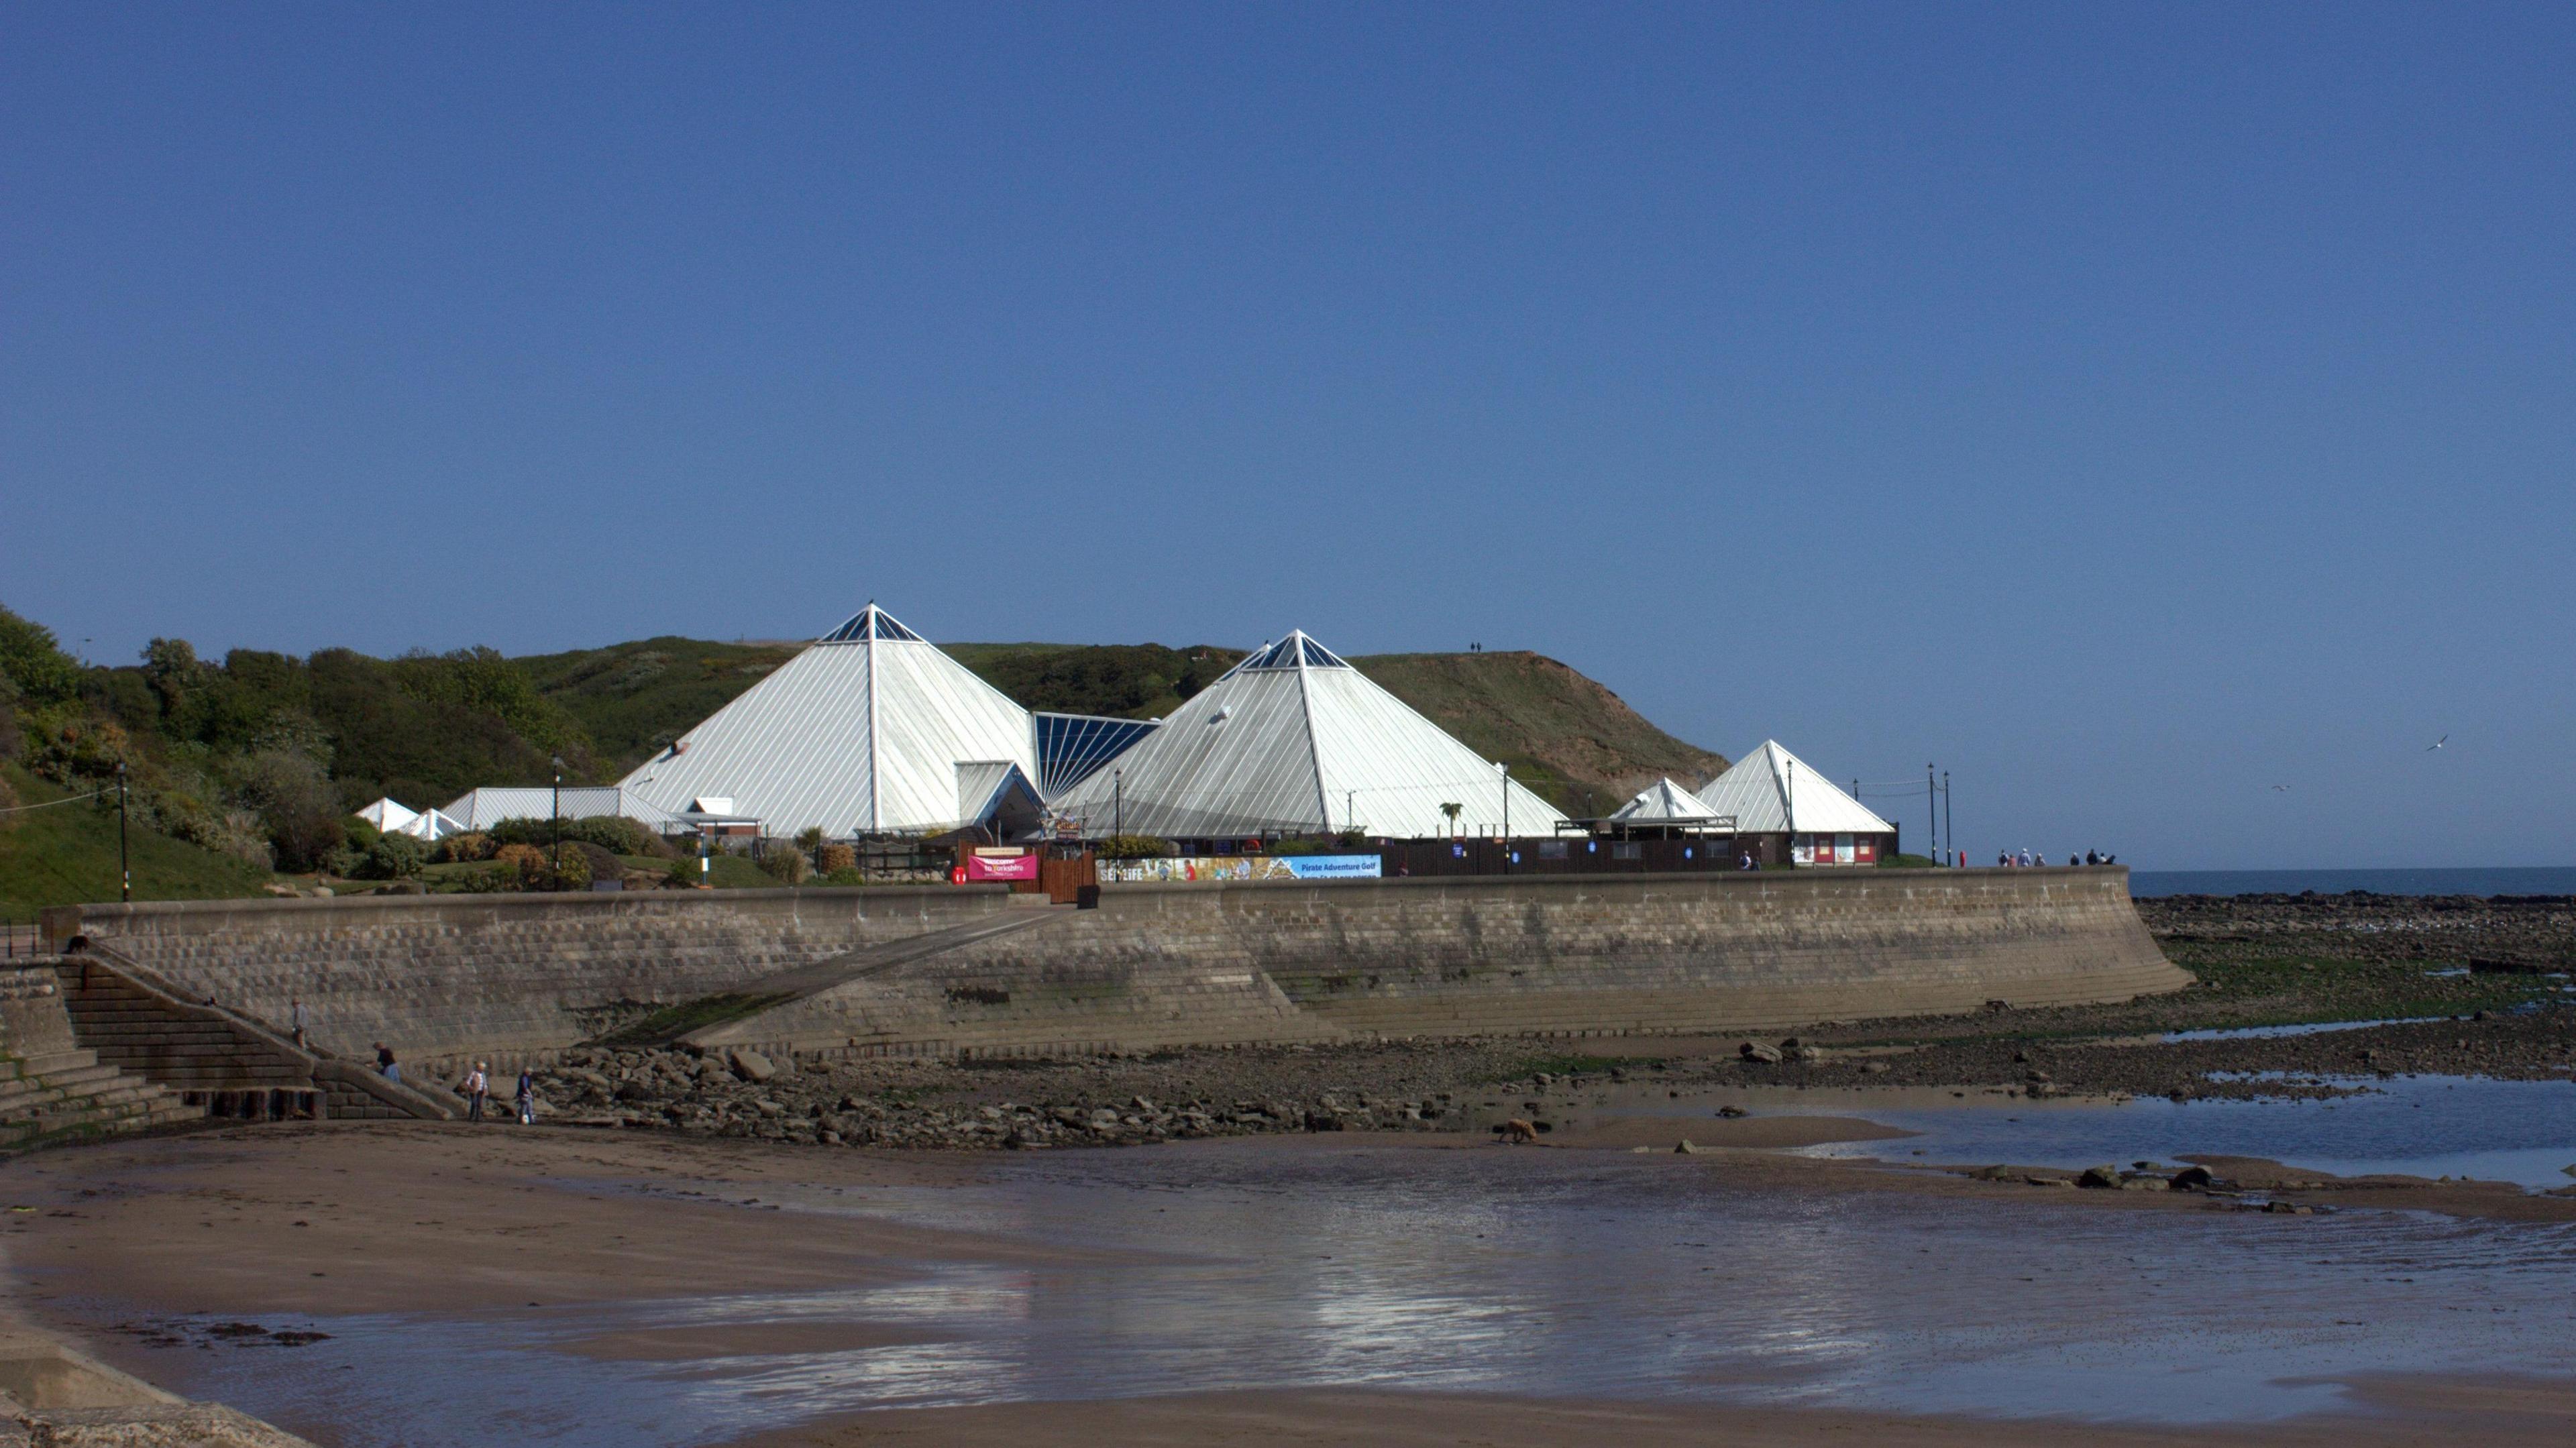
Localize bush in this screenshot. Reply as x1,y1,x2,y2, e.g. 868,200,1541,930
758,842,811,885
818,867,865,887
438,831,494,863
234,749,346,872
664,858,704,888
1095,834,1173,860
485,814,671,858
493,843,546,883
346,817,383,852
352,833,427,880
816,842,857,875
794,825,827,852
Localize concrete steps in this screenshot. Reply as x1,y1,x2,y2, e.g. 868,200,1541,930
0,1044,198,1151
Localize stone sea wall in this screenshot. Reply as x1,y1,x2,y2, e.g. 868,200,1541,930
62,869,2183,1071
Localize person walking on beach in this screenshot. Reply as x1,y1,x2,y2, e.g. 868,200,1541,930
463,1062,490,1123
515,1069,537,1125
375,1043,400,1084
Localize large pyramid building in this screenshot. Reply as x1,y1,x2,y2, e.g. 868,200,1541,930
619,605,1044,838
1050,630,1567,842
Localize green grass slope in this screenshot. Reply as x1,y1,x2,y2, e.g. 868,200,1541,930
0,766,274,914
940,643,1247,722
518,636,803,773
1349,651,1727,819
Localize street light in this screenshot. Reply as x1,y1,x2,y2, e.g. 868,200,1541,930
116,760,129,903
549,756,565,891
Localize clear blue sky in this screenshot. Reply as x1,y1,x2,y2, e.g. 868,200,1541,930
5,4,2569,869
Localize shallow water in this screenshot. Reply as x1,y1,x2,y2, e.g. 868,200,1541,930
100,1131,2576,1448
1575,1070,2576,1188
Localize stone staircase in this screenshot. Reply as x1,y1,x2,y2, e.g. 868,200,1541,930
54,945,463,1122
0,966,199,1151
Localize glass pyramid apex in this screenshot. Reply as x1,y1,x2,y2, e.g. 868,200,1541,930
819,604,924,645
1241,630,1350,671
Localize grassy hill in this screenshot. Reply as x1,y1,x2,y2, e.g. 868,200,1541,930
1349,652,1727,819
0,766,273,916
1,595,1727,908
515,637,804,767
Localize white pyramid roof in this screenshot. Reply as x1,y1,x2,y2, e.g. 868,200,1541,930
402,807,468,841
1693,740,1894,835
618,604,1036,837
353,797,419,834
1609,777,1726,825
1051,630,1568,840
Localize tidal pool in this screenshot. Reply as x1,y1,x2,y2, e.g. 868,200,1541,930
1788,1072,2576,1188
91,1133,2576,1448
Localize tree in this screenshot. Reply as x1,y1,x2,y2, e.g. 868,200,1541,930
1440,801,1462,836
0,604,83,708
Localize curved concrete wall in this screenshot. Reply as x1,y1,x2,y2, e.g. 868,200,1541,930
730,866,2186,1058
64,867,2182,1070
68,887,1016,1070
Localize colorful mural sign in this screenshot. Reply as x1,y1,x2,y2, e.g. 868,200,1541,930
964,852,1040,882
1096,854,1383,885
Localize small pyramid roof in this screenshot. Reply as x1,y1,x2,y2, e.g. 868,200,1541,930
352,797,419,833
619,604,1036,837
1051,629,1568,840
1609,777,1725,824
1693,740,1894,835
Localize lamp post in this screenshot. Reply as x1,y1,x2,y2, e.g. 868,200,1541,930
1498,761,1511,873
1942,771,1952,867
116,760,129,903
549,757,565,891
1112,769,1122,838
1927,763,1937,866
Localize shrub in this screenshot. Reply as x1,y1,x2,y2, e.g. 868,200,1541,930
758,842,811,885
816,842,856,875
233,749,346,872
1095,834,1173,860
486,814,670,858
438,831,495,863
450,862,512,893
818,867,865,887
493,843,547,883
794,825,827,852
346,817,383,852
352,833,427,880
664,858,703,888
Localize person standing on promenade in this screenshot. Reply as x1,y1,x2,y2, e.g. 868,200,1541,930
375,1043,400,1084
463,1062,490,1122
515,1069,537,1125
289,998,307,1048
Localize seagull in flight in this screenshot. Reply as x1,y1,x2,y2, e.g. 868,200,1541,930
2271,784,2291,792
2427,734,2448,751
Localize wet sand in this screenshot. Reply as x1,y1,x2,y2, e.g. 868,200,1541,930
734,1379,2576,1448
0,1123,1114,1320
9,1120,2576,1445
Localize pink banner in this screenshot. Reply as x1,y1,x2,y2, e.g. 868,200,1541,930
965,853,1040,882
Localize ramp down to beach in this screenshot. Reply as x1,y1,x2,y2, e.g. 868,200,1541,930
54,867,2183,1078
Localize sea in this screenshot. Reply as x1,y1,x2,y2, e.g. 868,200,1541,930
2127,866,2576,898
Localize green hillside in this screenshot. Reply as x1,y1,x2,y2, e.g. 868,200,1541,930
1350,652,1727,819
515,636,803,766
2,596,1728,899
0,766,272,915
940,643,1248,721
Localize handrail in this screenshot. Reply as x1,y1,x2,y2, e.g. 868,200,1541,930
62,939,465,1121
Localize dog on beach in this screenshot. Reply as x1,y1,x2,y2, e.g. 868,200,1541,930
1496,1118,1538,1144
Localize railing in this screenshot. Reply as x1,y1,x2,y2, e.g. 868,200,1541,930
1,917,62,960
